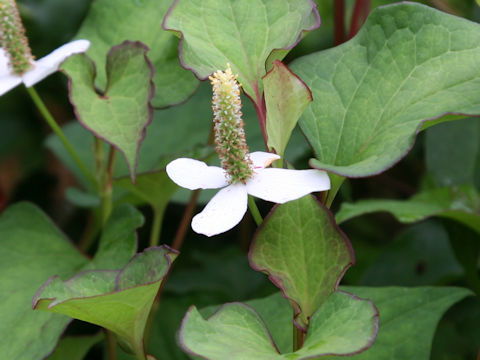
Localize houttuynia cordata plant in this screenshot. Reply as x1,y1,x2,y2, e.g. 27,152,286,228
0,0,479,359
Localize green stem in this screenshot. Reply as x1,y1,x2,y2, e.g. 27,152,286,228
248,196,263,226
149,207,164,247
26,86,96,187
325,173,346,208
100,147,116,226
293,321,305,351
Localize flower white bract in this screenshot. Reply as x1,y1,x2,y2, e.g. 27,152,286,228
0,39,90,96
166,151,331,237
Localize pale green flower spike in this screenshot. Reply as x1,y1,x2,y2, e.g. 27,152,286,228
0,0,90,95
167,65,331,237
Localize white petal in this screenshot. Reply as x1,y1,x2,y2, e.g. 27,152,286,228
246,168,330,203
23,39,90,87
249,151,281,169
166,158,228,190
0,48,22,95
192,184,248,236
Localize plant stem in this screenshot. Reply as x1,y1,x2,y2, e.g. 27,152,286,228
325,173,345,208
334,0,346,45
293,322,305,351
248,196,263,226
253,87,269,150
149,206,165,247
105,330,117,360
171,189,200,250
101,147,116,225
348,0,370,39
26,86,96,187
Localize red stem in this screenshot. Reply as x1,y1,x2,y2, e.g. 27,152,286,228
348,0,370,39
334,0,346,45
253,85,269,150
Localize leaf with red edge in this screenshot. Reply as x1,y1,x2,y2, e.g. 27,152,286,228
62,41,154,181
249,195,354,331
163,0,320,103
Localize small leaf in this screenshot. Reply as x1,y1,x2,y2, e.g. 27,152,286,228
33,247,178,359
0,203,88,360
47,333,103,360
74,0,198,107
163,0,320,101
62,41,154,181
290,3,480,177
264,61,312,157
89,204,144,270
180,303,281,360
249,196,354,330
115,170,178,212
288,292,378,358
335,186,480,234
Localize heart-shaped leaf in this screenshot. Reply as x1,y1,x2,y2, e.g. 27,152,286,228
0,203,88,360
73,0,198,108
163,0,320,102
336,185,480,234
62,41,154,181
33,246,178,359
290,3,480,178
180,291,377,359
249,195,354,331
264,61,312,157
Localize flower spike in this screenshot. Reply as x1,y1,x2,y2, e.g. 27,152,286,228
210,64,253,184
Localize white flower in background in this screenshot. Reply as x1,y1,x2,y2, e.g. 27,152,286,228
166,64,330,237
0,0,90,95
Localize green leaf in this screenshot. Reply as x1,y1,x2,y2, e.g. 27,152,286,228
62,41,154,181
33,247,178,359
163,0,320,101
287,292,378,358
335,186,480,233
181,291,377,359
181,303,281,360
0,203,88,360
325,286,473,360
46,333,103,360
360,221,464,286
290,3,480,177
74,0,198,107
89,204,144,270
425,118,480,187
264,61,312,157
115,170,178,212
250,195,354,330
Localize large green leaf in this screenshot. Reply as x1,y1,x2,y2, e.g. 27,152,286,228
335,186,480,234
73,0,198,107
62,41,154,181
250,195,354,330
163,0,320,102
264,61,312,157
181,291,377,359
33,247,178,359
0,203,88,360
425,118,480,188
290,3,480,177
325,286,472,360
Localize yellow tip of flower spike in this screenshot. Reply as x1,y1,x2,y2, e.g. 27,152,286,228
210,64,253,184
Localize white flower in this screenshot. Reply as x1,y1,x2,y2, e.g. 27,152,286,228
0,39,90,96
167,151,331,237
